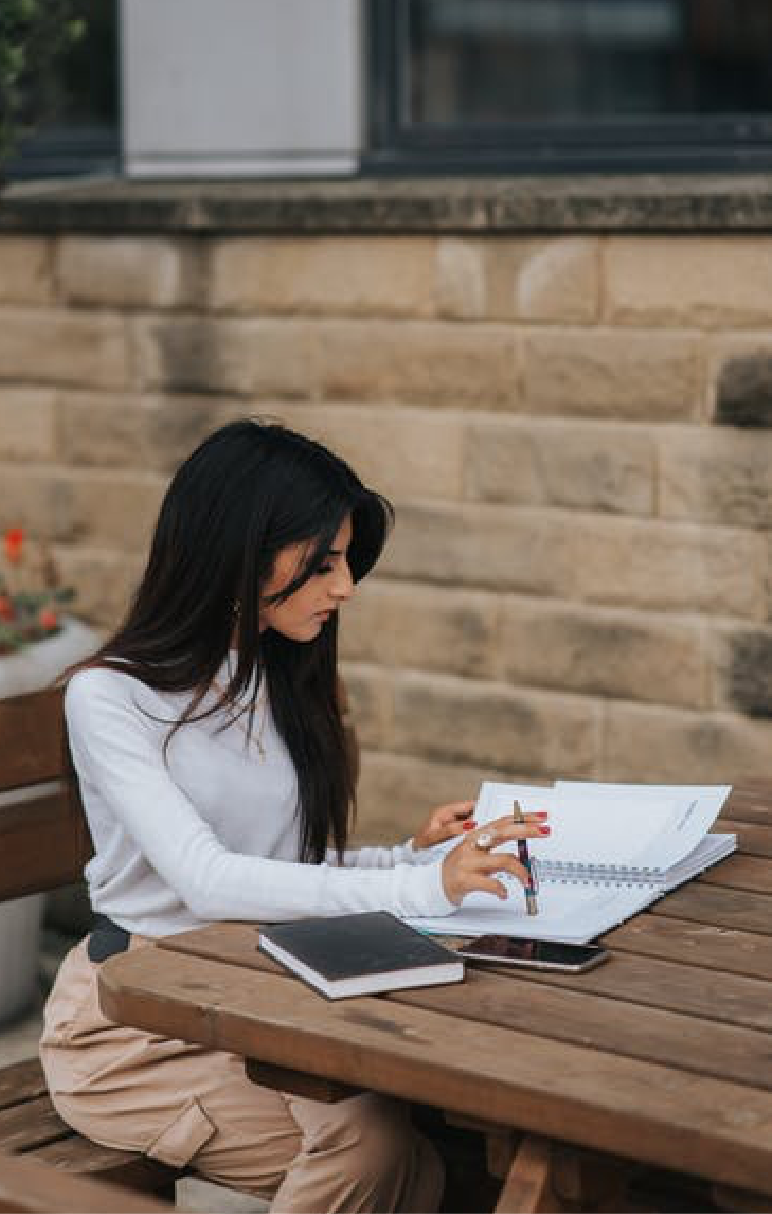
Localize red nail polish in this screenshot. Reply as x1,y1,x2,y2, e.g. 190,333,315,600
538,825,551,835
462,820,476,831
535,811,550,819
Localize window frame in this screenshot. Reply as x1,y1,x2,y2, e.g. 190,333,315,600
364,0,772,175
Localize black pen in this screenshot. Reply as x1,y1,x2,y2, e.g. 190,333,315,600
513,799,539,916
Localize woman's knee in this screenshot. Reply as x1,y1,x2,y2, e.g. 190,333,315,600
300,1092,443,1194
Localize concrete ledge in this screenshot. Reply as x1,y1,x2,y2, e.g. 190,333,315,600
3,173,772,234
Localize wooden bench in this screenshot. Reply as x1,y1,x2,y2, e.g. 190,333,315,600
0,681,360,1210
0,687,182,1205
0,1149,171,1213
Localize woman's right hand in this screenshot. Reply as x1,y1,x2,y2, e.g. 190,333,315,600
440,813,550,905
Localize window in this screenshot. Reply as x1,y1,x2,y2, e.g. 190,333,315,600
6,0,119,180
367,0,772,172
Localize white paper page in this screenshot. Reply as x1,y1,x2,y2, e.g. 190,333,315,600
661,832,736,890
473,781,689,870
555,781,731,870
407,881,656,943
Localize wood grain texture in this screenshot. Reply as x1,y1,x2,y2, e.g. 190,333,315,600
0,1098,72,1154
717,820,772,858
604,914,772,980
0,690,66,791
0,687,92,902
98,944,772,1194
0,1152,171,1213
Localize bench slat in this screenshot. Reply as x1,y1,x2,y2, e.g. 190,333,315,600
0,692,66,792
0,1097,72,1154
0,1152,172,1212
32,1137,177,1192
0,790,92,901
0,1062,48,1114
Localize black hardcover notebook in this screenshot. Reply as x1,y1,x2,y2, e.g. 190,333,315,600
259,911,465,999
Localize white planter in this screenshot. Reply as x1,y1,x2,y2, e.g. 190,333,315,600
0,617,99,1024
0,616,98,699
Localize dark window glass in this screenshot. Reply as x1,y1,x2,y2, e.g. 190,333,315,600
368,0,772,172
6,0,119,180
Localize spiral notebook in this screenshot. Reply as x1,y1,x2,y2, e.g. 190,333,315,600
406,780,735,943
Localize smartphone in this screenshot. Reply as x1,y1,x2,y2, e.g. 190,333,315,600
456,935,608,972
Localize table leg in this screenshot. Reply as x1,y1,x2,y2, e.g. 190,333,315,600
494,1136,633,1214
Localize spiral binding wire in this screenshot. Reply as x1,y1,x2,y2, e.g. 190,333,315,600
534,859,664,888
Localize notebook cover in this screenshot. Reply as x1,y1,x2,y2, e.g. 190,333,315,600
260,911,458,981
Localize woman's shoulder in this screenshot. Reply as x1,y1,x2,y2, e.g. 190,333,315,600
64,663,158,718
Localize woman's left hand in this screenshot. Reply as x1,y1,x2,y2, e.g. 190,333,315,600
412,800,476,850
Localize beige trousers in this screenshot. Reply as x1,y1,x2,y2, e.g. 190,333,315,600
39,937,444,1214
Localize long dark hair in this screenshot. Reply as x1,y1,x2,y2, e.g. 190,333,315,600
74,419,393,862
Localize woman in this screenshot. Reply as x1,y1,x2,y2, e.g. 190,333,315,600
40,420,547,1213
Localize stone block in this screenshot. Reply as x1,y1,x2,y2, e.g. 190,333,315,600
146,396,245,471
436,238,486,319
134,317,314,397
522,330,700,421
0,388,56,461
715,352,772,428
379,503,573,596
725,629,772,717
340,580,498,678
351,751,505,845
465,419,654,514
68,473,167,552
268,403,463,502
338,663,395,750
312,320,519,408
606,237,772,327
0,466,76,540
516,238,599,323
0,308,130,390
211,236,438,317
603,701,772,783
659,426,772,527
566,516,764,619
56,236,192,309
500,598,707,709
380,503,764,617
52,545,145,629
436,237,599,324
58,393,149,468
0,237,54,305
58,392,241,472
390,671,598,777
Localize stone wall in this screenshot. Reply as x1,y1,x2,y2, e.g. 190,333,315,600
1,210,771,842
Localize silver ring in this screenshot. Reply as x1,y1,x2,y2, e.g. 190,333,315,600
474,831,495,851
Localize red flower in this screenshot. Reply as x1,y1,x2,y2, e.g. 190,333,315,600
0,595,15,621
38,608,58,631
3,528,24,565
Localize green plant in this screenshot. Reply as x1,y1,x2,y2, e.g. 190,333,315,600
0,0,86,166
0,528,75,654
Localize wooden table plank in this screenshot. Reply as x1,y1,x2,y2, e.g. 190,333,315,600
161,921,772,1089
158,919,772,1033
723,791,772,826
650,882,772,933
696,853,772,894
97,945,772,1195
604,914,772,981
717,820,772,858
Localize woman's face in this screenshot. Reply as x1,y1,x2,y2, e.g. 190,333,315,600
258,515,354,642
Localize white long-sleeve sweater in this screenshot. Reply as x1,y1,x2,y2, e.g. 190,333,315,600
64,664,455,937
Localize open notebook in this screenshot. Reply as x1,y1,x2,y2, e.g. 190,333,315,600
406,780,735,943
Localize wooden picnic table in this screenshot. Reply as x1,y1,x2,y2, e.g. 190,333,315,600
97,783,772,1213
